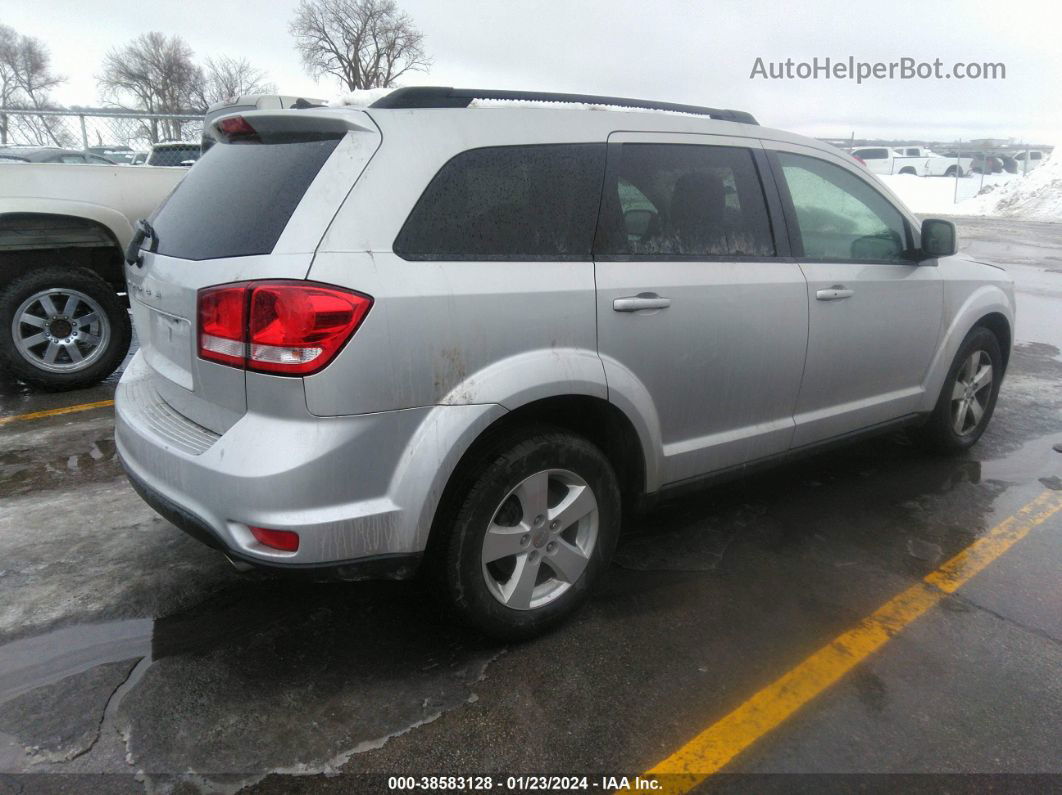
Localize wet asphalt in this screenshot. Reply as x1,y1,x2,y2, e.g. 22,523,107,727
0,216,1060,792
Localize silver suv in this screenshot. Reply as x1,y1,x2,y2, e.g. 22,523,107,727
116,87,1015,638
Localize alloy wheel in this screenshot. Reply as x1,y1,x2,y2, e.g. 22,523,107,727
481,468,599,611
951,350,993,435
12,288,111,373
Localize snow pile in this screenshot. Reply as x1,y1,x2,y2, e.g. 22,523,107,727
956,151,1062,221
329,88,396,107
880,150,1061,221
879,172,1015,216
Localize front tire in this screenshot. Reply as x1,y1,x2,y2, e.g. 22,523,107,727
0,266,131,391
912,326,1002,453
436,428,621,640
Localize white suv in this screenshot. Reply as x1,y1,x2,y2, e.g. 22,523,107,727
116,87,1015,638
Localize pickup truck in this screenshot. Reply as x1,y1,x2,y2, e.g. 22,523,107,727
0,162,185,389
851,146,972,177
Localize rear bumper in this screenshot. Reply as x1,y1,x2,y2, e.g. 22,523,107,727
121,461,421,579
115,350,505,570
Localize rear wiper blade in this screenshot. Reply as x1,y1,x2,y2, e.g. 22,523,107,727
125,218,158,267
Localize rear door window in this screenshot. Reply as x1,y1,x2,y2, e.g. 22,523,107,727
150,138,340,261
594,143,775,258
394,144,606,260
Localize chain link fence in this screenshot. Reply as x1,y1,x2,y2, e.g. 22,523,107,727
0,108,204,159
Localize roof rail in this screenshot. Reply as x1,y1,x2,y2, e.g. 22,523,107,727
369,86,758,125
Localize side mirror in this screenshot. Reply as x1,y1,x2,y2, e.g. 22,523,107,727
920,218,957,259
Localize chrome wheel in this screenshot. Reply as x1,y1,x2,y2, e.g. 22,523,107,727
951,350,993,435
481,468,599,611
12,288,110,373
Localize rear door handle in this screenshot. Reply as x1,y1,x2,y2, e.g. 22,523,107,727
613,293,672,312
816,286,854,301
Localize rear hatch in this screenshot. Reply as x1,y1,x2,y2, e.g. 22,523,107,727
126,109,380,433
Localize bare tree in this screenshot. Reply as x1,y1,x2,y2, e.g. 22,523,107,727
199,55,276,106
289,0,430,90
0,26,16,142
97,32,204,142
0,26,18,109
0,24,67,145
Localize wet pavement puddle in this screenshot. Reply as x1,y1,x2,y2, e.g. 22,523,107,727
0,582,503,784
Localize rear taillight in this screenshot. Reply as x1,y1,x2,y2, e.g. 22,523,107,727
198,285,247,368
197,281,372,376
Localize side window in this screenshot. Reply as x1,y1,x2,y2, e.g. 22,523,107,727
857,148,888,160
1031,151,1042,160
394,144,606,260
777,152,908,262
595,143,775,258
59,154,87,163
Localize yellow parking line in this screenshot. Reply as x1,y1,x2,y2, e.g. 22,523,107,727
645,489,1062,794
0,399,115,427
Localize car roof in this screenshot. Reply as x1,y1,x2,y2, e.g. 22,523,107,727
348,105,837,160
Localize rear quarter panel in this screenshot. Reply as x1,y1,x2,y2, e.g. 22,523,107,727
306,110,609,417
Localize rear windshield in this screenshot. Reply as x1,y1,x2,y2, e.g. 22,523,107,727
150,138,339,260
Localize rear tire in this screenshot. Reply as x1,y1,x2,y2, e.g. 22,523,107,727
912,326,1002,454
899,167,917,175
945,166,964,178
0,266,131,391
434,427,621,640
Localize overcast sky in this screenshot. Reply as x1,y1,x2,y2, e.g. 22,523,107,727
5,0,1061,142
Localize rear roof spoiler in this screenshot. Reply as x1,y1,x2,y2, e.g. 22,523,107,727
209,108,377,143
369,86,758,125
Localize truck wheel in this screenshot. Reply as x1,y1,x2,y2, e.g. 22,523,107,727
0,266,131,391
435,427,621,640
899,167,917,175
945,166,963,178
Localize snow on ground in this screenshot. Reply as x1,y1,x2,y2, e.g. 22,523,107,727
955,152,1062,222
881,149,1061,222
879,172,1017,216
